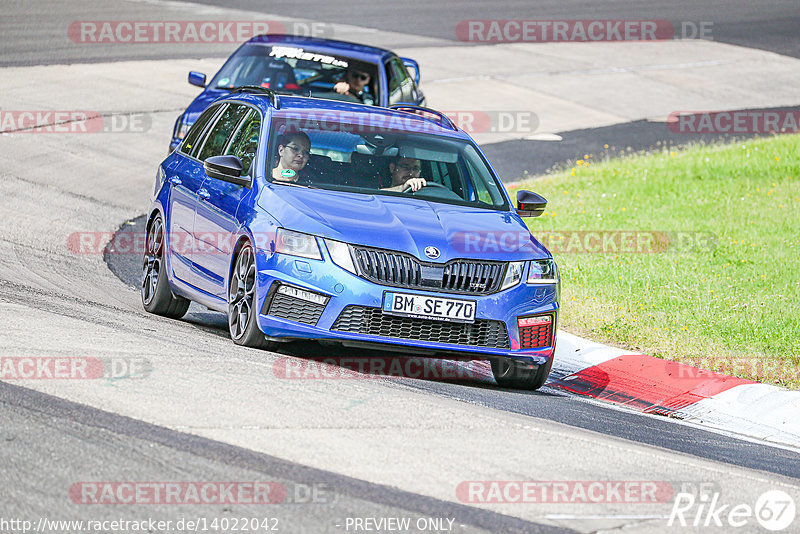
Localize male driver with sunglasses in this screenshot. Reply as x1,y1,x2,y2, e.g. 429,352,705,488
333,64,376,106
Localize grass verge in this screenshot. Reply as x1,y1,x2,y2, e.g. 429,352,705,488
515,135,800,388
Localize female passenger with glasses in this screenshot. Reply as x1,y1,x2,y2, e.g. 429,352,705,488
272,131,311,182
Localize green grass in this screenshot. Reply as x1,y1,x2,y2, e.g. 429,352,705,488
513,135,800,388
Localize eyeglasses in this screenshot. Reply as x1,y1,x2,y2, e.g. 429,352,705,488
285,144,311,157
349,71,370,81
396,163,421,174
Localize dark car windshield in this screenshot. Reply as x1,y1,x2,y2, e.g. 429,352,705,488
208,43,379,104
265,115,510,211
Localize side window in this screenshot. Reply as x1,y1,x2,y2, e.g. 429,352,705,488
396,58,416,102
197,104,249,162
385,59,404,105
386,57,414,104
463,148,504,206
180,105,222,156
224,108,261,176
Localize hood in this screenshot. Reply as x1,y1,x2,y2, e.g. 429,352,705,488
260,186,550,262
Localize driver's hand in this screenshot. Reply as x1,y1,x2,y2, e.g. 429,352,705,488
404,178,427,192
333,81,350,95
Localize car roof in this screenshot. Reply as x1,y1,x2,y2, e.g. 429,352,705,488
226,93,469,140
246,34,393,64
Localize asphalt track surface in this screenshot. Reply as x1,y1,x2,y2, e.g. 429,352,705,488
189,0,800,59
3,1,800,533
108,216,800,481
0,381,564,534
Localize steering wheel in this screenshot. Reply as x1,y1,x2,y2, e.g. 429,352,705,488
401,182,448,194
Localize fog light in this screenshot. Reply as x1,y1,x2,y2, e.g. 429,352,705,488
277,284,328,305
518,315,552,328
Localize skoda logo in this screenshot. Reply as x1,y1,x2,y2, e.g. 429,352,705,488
424,246,440,259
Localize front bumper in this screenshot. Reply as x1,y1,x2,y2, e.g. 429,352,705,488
254,247,559,365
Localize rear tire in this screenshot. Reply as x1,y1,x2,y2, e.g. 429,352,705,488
141,215,190,319
228,243,277,350
491,356,553,390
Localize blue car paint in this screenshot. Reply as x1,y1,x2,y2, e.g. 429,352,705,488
151,94,558,365
170,35,425,152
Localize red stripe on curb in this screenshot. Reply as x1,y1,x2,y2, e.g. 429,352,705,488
550,354,754,415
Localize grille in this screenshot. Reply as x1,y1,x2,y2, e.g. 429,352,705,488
263,289,326,326
442,261,505,293
351,246,504,295
332,306,510,349
519,316,554,349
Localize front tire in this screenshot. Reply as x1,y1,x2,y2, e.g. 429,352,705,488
491,356,553,390
141,215,190,319
228,243,276,350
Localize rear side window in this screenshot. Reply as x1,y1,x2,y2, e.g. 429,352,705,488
180,105,221,156
386,57,414,104
385,59,403,105
197,104,249,162
224,108,261,176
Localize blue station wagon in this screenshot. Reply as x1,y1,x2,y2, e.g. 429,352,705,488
145,89,559,389
170,34,425,151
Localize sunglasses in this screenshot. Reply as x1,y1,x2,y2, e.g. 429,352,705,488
349,71,370,81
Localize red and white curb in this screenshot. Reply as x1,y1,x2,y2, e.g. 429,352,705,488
548,331,800,450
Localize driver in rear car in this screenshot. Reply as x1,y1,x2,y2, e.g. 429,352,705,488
381,157,426,192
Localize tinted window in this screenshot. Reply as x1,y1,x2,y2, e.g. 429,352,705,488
266,116,509,211
386,57,414,104
180,105,222,156
197,104,249,162
207,43,380,103
224,108,261,176
385,59,404,105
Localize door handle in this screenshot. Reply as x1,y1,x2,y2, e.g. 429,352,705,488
198,188,211,200
169,176,182,186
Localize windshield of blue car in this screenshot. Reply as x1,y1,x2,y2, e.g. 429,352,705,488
266,117,510,211
207,44,379,103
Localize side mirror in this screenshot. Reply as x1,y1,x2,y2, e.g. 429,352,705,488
188,71,206,88
516,190,547,217
400,57,421,86
204,155,249,187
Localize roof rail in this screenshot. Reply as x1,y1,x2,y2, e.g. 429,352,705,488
232,86,281,109
388,104,458,131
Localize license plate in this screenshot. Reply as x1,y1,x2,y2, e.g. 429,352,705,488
382,292,476,323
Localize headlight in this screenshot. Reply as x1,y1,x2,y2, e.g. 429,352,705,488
324,239,356,274
501,261,524,290
275,229,321,260
527,259,558,284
